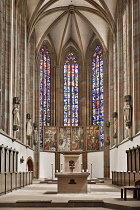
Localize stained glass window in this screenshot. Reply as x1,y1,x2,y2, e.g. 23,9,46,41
64,53,78,126
92,46,104,146
40,46,51,147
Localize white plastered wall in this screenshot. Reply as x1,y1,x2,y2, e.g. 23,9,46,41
110,135,140,178
0,133,34,172
39,151,55,179
87,151,104,178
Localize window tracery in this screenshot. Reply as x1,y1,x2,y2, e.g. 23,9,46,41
92,46,104,146
39,46,51,146
63,53,79,126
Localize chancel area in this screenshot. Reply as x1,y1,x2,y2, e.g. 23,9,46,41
0,0,140,208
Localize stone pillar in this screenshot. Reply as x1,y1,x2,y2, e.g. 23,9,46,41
117,2,124,143
55,152,60,172
122,2,132,139
50,58,56,126
34,141,40,179
1,0,12,134
86,65,91,126
82,152,87,172
0,1,3,129
79,65,87,126
103,52,110,178
33,124,40,178
56,65,61,126
108,35,115,147
34,54,40,147
133,0,140,133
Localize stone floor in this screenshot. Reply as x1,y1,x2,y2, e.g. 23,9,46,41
0,208,112,210
0,179,140,209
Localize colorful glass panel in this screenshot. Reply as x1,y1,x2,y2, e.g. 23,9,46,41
92,46,104,146
64,53,78,126
40,46,51,147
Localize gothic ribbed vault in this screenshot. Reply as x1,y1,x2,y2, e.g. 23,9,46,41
27,0,117,61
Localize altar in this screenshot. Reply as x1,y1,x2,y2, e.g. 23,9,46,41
55,172,90,193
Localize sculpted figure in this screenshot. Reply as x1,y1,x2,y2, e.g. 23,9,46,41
33,127,38,145
26,119,32,136
123,102,131,123
13,106,20,126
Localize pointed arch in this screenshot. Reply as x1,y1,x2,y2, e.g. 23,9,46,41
92,45,104,146
39,45,51,146
63,52,79,126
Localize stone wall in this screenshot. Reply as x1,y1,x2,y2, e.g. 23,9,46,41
108,0,140,148
0,0,38,147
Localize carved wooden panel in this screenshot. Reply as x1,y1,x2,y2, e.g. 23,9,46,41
132,148,136,171
136,146,140,172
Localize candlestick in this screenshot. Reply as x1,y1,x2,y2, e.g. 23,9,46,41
61,163,63,172
51,163,53,180
81,163,83,172
91,163,92,179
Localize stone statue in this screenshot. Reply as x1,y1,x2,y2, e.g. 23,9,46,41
26,119,32,136
33,126,38,145
123,102,131,123
13,105,20,127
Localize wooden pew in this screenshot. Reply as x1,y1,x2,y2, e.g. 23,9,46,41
121,179,140,200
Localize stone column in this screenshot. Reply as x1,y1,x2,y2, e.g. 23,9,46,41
108,35,115,147
79,65,87,126
1,0,12,134
82,152,87,172
86,65,91,126
133,0,140,133
117,2,124,143
50,60,56,126
33,125,40,178
55,152,60,172
0,1,3,129
103,52,110,178
123,2,132,139
55,65,62,126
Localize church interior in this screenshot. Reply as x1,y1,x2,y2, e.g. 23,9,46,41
0,0,140,209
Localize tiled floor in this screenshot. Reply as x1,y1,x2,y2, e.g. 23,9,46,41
0,180,140,209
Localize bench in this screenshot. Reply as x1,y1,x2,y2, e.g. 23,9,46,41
121,186,140,200
121,179,140,200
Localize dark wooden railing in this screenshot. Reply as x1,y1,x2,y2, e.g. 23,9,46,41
112,171,140,186
0,171,33,195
